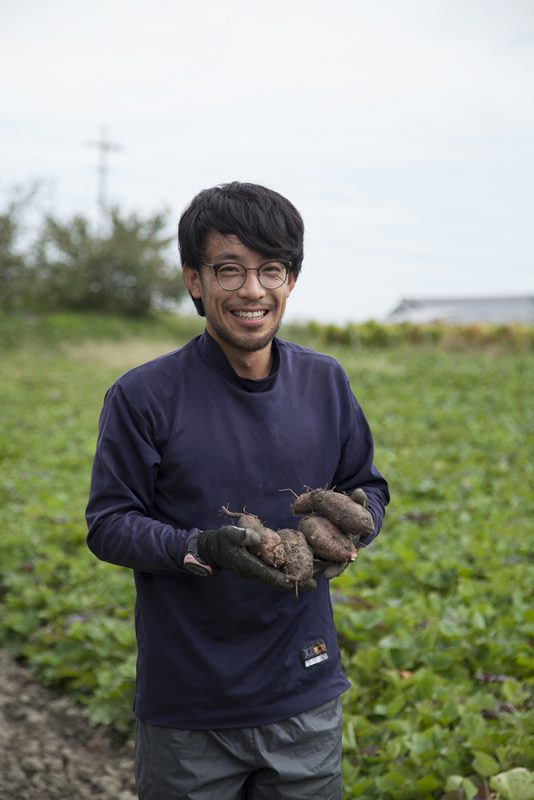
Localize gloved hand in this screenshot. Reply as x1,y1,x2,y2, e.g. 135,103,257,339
350,487,369,512
183,526,316,591
313,557,355,581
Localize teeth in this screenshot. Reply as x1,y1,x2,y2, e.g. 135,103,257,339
232,310,266,319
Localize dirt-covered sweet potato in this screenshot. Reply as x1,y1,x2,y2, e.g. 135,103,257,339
221,507,287,568
298,515,357,562
291,489,374,541
277,528,314,584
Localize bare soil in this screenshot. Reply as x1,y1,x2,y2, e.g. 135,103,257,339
0,650,137,799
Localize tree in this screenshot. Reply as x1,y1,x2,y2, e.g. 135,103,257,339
32,207,185,316
0,184,40,311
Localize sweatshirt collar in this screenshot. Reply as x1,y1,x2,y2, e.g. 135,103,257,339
196,330,280,392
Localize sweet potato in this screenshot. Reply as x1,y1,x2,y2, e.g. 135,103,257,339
277,528,314,584
291,489,374,541
298,515,357,562
221,507,287,568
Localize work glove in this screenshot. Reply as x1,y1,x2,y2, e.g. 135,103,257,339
350,487,370,512
183,526,316,591
313,559,353,580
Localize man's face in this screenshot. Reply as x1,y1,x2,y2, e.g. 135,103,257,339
183,231,296,357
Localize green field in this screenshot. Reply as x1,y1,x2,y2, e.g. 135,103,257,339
0,313,533,799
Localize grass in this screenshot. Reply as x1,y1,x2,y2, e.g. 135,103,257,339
0,312,533,799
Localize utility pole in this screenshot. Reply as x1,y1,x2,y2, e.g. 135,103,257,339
88,127,122,227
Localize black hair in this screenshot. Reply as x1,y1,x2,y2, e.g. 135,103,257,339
178,181,304,316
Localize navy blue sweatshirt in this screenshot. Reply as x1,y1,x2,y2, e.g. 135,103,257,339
86,332,389,729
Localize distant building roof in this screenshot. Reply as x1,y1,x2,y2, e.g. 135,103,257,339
386,296,534,325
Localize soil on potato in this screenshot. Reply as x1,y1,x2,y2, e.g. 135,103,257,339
0,650,137,800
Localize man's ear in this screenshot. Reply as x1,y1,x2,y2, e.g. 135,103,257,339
182,265,202,299
286,271,297,297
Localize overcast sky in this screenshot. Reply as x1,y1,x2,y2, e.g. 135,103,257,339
2,0,533,323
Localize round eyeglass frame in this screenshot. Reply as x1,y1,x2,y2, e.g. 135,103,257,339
202,260,291,291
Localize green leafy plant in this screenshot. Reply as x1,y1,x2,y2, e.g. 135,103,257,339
1,313,533,796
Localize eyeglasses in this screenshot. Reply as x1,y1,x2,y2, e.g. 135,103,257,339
203,260,291,291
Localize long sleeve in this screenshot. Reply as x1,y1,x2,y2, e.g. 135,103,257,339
86,383,190,572
331,376,390,546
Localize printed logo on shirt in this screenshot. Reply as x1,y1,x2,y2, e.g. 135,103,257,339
301,639,329,668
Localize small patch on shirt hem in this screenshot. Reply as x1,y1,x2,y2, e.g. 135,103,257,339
301,639,329,668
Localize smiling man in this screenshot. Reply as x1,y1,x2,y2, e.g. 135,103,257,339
183,230,295,376
86,181,389,799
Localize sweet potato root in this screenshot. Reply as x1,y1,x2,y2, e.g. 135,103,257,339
291,489,374,540
221,507,287,568
277,528,314,584
298,515,357,562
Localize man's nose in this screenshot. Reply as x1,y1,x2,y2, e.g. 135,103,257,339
237,269,266,298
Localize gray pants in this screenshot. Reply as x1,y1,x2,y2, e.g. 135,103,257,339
135,698,342,799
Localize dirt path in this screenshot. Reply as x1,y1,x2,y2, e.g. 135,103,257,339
0,650,137,799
